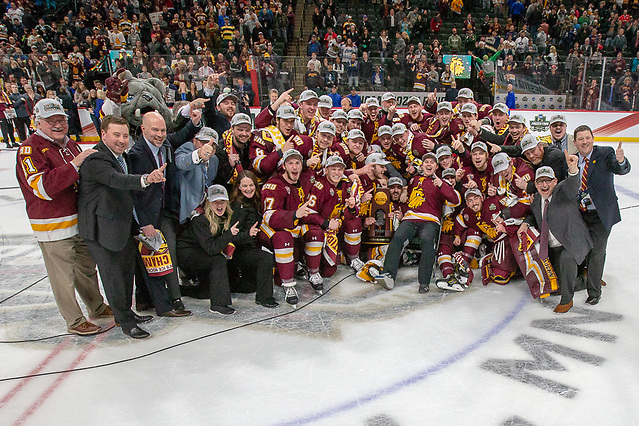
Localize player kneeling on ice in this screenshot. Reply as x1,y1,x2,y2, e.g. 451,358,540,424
303,155,362,293
375,152,461,293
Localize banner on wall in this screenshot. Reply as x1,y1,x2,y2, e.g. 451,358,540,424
494,92,566,110
108,50,134,73
442,55,472,79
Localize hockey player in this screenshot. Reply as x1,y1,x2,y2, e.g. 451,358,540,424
317,95,333,120
259,149,319,305
394,96,432,132
361,97,389,145
375,152,461,293
330,109,348,145
346,109,364,132
254,89,321,137
250,104,313,182
435,167,469,292
216,113,253,186
380,92,398,122
539,114,577,155
304,156,362,291
457,141,494,194
469,103,510,146
332,129,367,171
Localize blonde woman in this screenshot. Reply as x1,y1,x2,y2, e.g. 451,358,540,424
176,185,277,314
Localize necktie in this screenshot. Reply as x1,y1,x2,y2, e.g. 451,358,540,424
579,158,589,211
157,149,163,168
539,198,549,259
117,155,127,174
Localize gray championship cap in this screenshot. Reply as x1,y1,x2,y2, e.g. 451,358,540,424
460,103,478,115
378,125,393,137
491,152,511,173
347,109,364,121
365,97,380,108
195,127,219,143
381,92,396,102
230,113,252,127
490,103,509,115
347,129,366,140
388,177,404,187
422,152,437,162
535,166,556,181
216,92,238,106
34,99,67,119
365,152,391,166
206,185,229,202
324,155,346,168
508,114,526,125
549,114,567,126
331,109,348,121
406,96,422,106
470,141,488,153
436,145,453,160
318,95,333,109
437,101,453,112
282,149,304,163
317,120,336,136
442,167,456,178
520,134,540,153
299,89,319,103
276,104,297,120
457,88,474,99
391,122,407,136
464,188,483,199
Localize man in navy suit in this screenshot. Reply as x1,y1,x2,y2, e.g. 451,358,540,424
573,125,631,305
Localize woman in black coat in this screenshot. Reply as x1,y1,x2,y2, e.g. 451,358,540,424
176,177,278,315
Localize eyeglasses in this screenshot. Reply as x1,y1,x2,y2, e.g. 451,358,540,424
43,117,67,125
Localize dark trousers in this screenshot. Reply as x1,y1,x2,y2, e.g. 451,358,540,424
582,210,610,299
135,210,182,306
0,118,15,146
13,116,31,142
178,246,275,306
549,246,579,305
383,220,440,286
85,238,138,331
134,253,175,315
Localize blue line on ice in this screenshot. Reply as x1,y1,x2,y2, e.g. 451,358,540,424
274,292,530,425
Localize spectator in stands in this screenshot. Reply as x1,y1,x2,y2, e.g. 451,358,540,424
347,88,361,108
505,83,516,109
448,28,462,53
307,34,322,56
430,13,442,34
329,86,342,107
359,52,373,90
346,53,360,88
394,31,406,58
305,63,323,92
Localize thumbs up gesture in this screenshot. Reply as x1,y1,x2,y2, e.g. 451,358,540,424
198,139,215,160
616,141,625,163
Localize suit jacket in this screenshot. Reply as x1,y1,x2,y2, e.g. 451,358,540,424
129,121,200,227
526,173,593,265
175,141,219,223
78,141,146,252
585,145,631,231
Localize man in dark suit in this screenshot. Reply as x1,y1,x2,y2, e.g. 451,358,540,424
520,157,593,313
573,125,631,305
129,109,201,313
78,115,168,339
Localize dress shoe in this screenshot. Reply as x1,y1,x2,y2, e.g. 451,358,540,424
210,305,235,315
133,314,153,323
123,326,150,339
90,305,113,319
171,298,186,311
256,299,279,308
159,309,192,317
585,295,601,305
135,302,153,312
68,321,101,335
554,300,573,313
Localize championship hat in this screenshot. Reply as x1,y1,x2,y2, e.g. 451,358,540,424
535,166,556,181
34,99,67,119
365,152,390,166
206,185,229,202
317,120,336,136
378,125,393,137
276,105,297,120
230,113,252,127
520,134,540,153
491,152,511,173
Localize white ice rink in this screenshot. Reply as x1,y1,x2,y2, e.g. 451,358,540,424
0,142,638,425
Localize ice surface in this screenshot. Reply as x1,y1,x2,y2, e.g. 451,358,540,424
0,143,638,425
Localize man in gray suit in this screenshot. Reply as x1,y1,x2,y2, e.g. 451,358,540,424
519,153,593,313
78,115,167,339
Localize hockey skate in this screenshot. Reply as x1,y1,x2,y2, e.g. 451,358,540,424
436,274,466,292
309,272,324,294
453,253,473,286
350,257,365,272
283,285,299,307
374,272,395,290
